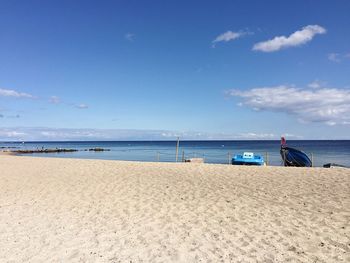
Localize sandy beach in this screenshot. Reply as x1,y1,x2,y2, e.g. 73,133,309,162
0,155,349,262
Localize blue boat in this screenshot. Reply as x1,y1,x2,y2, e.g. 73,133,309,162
280,137,312,167
232,152,265,166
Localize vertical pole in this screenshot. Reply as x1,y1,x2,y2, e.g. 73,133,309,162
311,153,314,167
175,137,179,162
265,152,269,166
182,150,185,162
228,152,231,165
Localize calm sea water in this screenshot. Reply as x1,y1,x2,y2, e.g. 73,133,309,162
1,140,350,167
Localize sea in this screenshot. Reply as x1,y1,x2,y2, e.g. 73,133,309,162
1,140,350,167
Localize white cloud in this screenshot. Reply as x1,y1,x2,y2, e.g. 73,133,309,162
125,33,135,42
328,53,341,62
48,97,89,109
0,88,34,98
49,96,61,104
227,85,350,125
307,80,325,89
253,25,326,52
213,31,242,42
76,103,89,109
327,52,350,63
212,30,249,47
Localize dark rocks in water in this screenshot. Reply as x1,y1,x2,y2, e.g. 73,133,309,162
9,147,110,154
88,148,110,152
13,149,78,154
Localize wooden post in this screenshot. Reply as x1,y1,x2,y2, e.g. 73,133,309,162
175,137,180,162
182,150,185,162
265,152,269,166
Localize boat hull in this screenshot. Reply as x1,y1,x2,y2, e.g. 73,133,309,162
280,147,312,167
232,155,265,166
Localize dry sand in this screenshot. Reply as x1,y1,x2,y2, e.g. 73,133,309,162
0,155,349,262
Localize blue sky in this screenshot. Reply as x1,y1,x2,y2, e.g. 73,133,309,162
1,0,350,140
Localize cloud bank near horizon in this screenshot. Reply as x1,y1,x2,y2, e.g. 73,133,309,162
0,127,301,141
228,84,350,125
